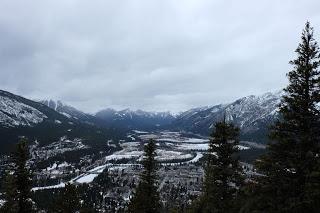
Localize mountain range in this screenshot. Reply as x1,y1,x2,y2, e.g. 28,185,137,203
38,100,175,130
172,91,282,143
0,89,283,152
39,99,105,127
0,90,123,153
95,108,175,130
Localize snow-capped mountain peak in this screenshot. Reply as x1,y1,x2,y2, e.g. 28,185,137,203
95,108,176,130
40,99,87,119
172,90,283,143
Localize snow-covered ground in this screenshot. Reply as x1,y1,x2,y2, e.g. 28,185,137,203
187,152,203,163
132,130,148,134
155,150,193,161
104,141,143,161
104,141,194,162
237,145,250,150
32,182,66,191
183,138,209,143
153,137,209,143
74,164,133,184
176,143,209,151
105,151,143,161
108,165,130,171
74,173,99,184
32,163,132,190
45,162,70,171
157,138,184,143
127,135,136,141
176,143,249,151
0,199,5,207
137,130,209,144
31,130,250,191
88,164,109,173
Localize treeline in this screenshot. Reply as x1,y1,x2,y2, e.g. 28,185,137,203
1,22,320,212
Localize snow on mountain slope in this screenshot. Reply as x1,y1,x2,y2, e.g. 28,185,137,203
0,90,124,154
0,88,282,146
121,109,175,120
95,108,176,130
224,91,282,132
173,91,283,142
41,100,82,119
0,94,47,127
39,99,101,126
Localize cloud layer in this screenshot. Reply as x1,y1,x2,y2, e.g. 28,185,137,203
1,0,320,113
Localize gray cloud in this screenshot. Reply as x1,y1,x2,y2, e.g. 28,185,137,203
1,0,320,113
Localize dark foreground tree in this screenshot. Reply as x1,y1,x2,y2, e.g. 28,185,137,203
55,183,81,213
246,22,320,213
0,173,18,213
192,120,243,213
0,139,34,213
81,168,115,212
128,139,160,213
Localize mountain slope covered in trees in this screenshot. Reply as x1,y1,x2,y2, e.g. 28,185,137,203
0,90,123,153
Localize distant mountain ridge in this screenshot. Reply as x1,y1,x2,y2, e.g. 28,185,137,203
0,90,123,153
39,99,104,126
172,91,282,143
38,91,283,140
0,89,283,150
95,108,176,130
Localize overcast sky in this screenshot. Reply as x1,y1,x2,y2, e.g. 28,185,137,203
1,0,320,113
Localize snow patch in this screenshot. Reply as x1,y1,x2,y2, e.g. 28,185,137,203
32,182,65,191
75,174,99,184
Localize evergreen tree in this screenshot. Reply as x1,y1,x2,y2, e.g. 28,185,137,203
94,168,112,193
0,139,34,213
128,139,161,213
192,120,243,213
56,183,81,213
14,139,34,213
82,168,113,211
249,22,320,212
0,173,18,213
